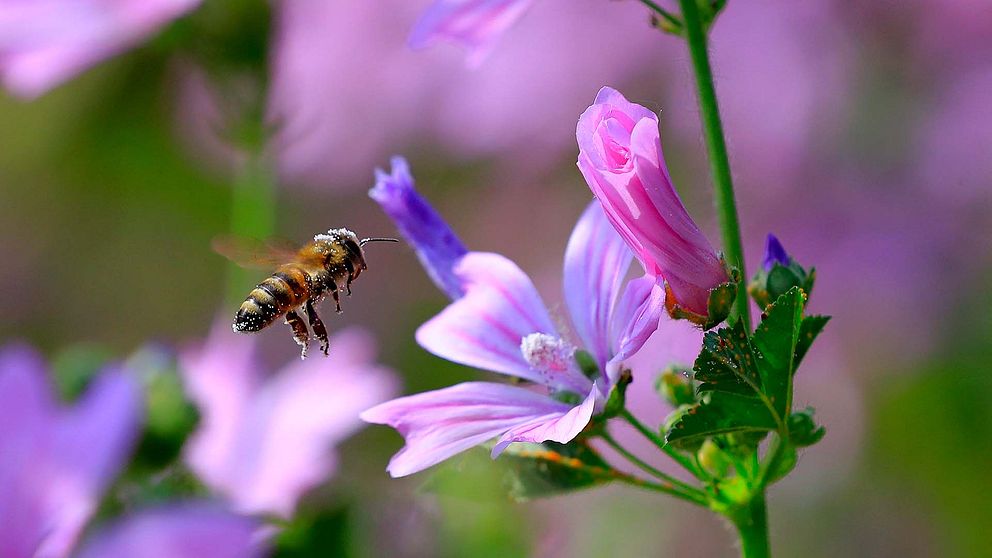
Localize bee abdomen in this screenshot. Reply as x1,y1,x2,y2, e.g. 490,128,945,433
233,269,308,333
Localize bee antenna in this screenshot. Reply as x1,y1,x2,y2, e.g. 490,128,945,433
359,237,399,246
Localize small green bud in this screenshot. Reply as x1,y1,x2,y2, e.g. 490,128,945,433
788,408,826,447
655,366,696,407
697,439,731,477
129,349,200,470
748,234,815,310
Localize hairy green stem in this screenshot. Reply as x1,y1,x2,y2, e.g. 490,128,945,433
677,0,751,331
730,493,771,558
600,432,703,501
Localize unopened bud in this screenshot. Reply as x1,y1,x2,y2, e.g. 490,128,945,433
788,408,826,447
748,234,815,309
655,366,696,407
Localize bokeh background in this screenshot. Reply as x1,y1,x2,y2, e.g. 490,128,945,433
1,0,990,556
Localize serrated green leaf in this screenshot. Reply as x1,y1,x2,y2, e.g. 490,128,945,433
499,440,611,501
752,287,804,418
693,319,762,395
794,315,830,370
665,391,778,449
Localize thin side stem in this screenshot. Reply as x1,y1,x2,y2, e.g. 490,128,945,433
677,0,751,331
614,471,708,507
620,409,706,480
600,432,703,500
636,0,683,30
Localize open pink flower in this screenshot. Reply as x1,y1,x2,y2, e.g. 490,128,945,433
0,343,142,558
180,321,398,518
577,86,728,320
363,178,664,477
409,0,535,66
0,0,200,98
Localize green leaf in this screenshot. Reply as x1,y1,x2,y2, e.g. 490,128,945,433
752,287,805,418
794,315,830,370
665,391,778,449
703,279,737,329
693,319,762,396
500,440,612,501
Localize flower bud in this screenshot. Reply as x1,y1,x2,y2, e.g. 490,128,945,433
655,366,696,407
788,407,826,447
697,439,731,478
747,234,815,309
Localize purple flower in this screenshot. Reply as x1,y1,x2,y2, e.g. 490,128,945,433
409,0,535,66
74,504,265,558
762,234,790,271
369,157,468,299
0,343,142,558
362,200,664,477
180,321,398,518
577,86,729,320
0,0,201,98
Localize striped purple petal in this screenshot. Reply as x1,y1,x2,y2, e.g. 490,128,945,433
369,156,469,300
361,381,574,477
563,201,633,373
492,384,598,456
415,251,556,383
606,275,665,384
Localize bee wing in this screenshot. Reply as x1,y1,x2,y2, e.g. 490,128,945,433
211,235,300,269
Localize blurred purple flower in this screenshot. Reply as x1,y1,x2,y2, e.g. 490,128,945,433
577,86,728,319
762,234,789,271
74,504,265,558
369,157,468,299
180,321,397,518
0,343,142,558
362,199,664,477
409,0,535,66
0,0,201,98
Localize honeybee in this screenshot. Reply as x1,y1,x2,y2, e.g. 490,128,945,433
214,228,396,359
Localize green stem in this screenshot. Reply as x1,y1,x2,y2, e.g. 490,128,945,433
620,409,706,480
614,471,708,507
730,492,771,558
225,147,277,306
677,0,751,331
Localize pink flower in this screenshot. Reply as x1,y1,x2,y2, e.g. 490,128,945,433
74,504,265,558
0,0,201,98
363,199,664,477
180,321,398,518
577,86,729,320
0,343,142,558
409,0,535,66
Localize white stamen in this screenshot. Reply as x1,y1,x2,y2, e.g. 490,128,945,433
520,333,575,376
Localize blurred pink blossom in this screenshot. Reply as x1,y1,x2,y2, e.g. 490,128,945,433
180,320,398,518
0,0,201,98
74,504,265,558
409,0,535,66
0,343,142,558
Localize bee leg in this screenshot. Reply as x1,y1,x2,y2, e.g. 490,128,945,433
304,300,330,356
344,260,355,296
285,310,310,360
330,285,342,314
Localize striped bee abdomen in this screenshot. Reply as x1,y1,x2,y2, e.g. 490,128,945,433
233,265,310,333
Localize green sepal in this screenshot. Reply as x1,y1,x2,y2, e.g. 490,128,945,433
788,408,826,447
748,260,816,311
574,349,600,380
499,440,613,502
703,278,738,330
765,444,798,484
601,369,632,419
665,391,779,450
655,366,697,407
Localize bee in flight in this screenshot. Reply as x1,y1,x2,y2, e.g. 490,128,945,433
214,228,396,359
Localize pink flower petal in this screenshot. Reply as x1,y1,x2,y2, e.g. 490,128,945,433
361,381,572,477
409,0,536,67
606,276,665,384
416,251,555,383
492,385,598,456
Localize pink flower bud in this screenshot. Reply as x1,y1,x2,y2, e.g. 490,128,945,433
576,86,729,319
